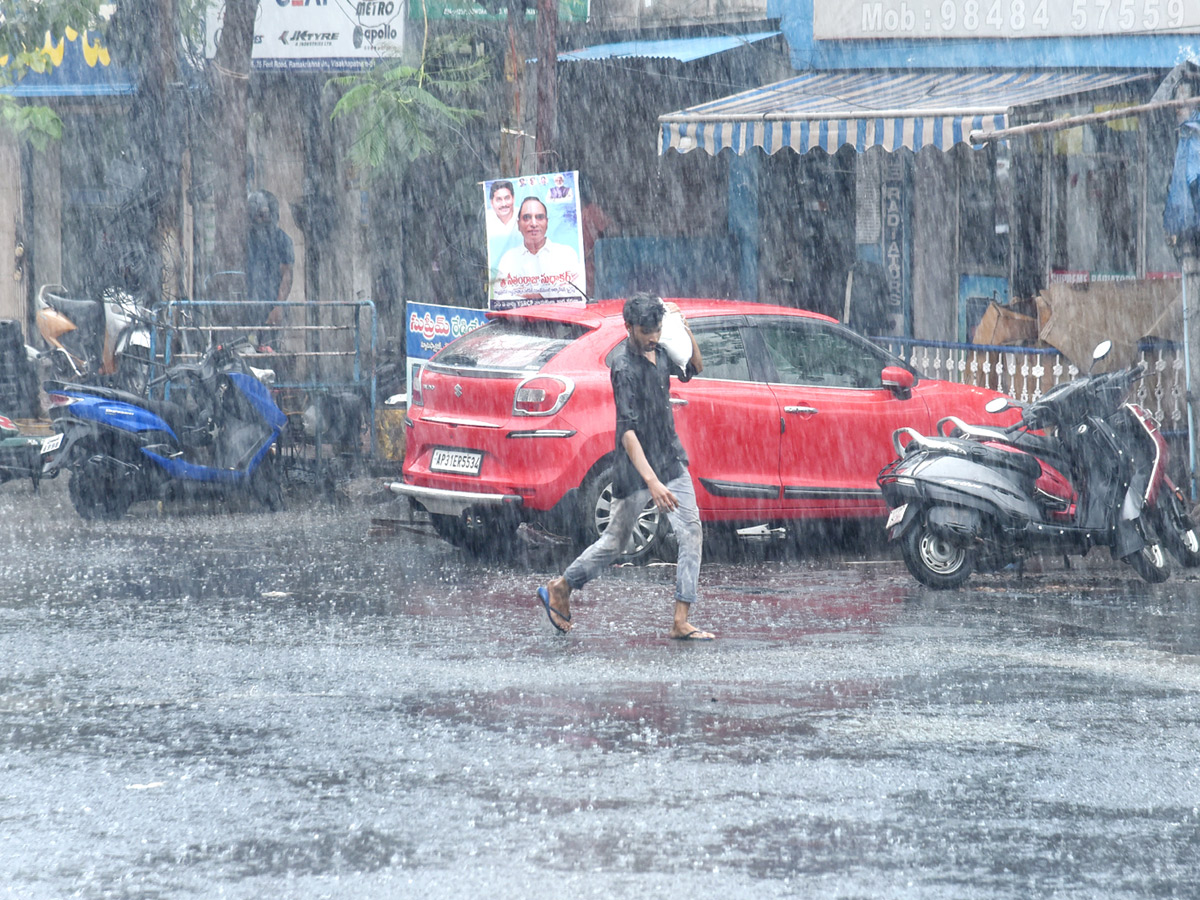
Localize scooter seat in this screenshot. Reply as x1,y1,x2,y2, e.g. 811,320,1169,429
972,440,1043,481
46,294,104,331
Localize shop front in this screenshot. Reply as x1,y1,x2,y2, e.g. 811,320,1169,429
656,0,1200,344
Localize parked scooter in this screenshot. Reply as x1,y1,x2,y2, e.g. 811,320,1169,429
1111,400,1200,569
878,342,1172,588
35,283,155,395
40,338,287,519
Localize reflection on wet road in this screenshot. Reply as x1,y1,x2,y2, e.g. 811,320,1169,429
2,479,1199,898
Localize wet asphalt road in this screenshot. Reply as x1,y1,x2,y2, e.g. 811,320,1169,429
2,478,1200,899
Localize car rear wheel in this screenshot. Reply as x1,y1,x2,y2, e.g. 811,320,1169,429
578,465,674,564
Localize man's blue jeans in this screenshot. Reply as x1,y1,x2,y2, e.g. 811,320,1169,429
564,470,702,605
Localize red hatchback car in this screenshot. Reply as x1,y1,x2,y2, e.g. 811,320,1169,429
392,298,1009,558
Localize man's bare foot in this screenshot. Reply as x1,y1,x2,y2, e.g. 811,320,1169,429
670,600,712,640
669,623,715,640
544,576,573,632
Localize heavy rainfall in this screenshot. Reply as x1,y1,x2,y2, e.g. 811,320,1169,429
3,0,1200,896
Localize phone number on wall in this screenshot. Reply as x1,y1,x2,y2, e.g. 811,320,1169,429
814,0,1197,39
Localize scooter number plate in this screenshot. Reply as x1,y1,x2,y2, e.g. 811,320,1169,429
886,503,907,531
430,448,483,476
41,432,63,455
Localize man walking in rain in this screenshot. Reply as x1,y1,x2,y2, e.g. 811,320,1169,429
246,190,293,351
538,293,714,640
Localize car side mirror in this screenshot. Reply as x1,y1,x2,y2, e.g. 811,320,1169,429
881,366,914,397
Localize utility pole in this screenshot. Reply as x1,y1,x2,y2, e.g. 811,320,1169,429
503,1,523,176
534,0,556,171
210,0,257,281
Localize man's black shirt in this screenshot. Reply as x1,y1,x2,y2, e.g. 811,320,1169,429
610,340,695,499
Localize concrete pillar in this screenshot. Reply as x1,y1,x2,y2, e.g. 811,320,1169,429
1184,252,1200,504
0,132,25,325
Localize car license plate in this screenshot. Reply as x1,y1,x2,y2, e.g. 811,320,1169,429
41,432,63,455
431,448,483,476
886,503,907,530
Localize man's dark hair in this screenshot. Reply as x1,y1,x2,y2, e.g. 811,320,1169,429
490,180,514,199
517,196,547,220
624,293,664,330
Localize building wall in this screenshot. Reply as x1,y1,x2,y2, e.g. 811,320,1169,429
589,0,768,28
911,150,956,342
0,132,22,325
31,142,63,297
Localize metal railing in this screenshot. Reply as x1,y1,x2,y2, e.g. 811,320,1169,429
876,336,1189,436
149,298,379,456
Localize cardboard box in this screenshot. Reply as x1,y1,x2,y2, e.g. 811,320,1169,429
972,302,1039,346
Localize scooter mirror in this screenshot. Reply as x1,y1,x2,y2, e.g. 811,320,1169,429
1092,340,1113,361
984,397,1010,415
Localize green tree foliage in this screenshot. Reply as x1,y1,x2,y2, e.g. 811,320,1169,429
0,0,107,147
330,35,487,175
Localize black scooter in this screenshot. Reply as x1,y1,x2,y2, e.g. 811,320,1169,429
878,342,1170,588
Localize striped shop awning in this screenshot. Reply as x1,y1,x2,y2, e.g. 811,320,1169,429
558,31,781,64
658,70,1154,156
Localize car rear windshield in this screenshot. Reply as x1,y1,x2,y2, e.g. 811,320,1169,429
428,319,588,373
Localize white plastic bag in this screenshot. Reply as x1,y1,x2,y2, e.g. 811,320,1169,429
659,306,692,368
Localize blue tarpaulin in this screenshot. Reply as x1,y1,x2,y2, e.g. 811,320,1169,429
1164,111,1200,240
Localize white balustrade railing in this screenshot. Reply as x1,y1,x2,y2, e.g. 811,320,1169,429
875,338,1187,434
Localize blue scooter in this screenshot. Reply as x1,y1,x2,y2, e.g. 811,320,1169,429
41,338,287,519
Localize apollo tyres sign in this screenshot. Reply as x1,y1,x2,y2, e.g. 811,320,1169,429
204,0,406,71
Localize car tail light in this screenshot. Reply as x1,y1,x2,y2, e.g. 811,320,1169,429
513,375,574,416
411,364,426,408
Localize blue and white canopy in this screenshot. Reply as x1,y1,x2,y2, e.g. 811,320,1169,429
658,69,1154,155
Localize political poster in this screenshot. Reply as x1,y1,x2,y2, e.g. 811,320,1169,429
483,171,586,310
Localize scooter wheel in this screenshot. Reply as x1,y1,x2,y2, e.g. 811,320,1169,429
1156,493,1200,568
1128,541,1170,584
69,462,134,521
901,521,976,589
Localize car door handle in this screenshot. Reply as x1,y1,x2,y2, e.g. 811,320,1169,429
670,398,688,407
784,405,818,415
